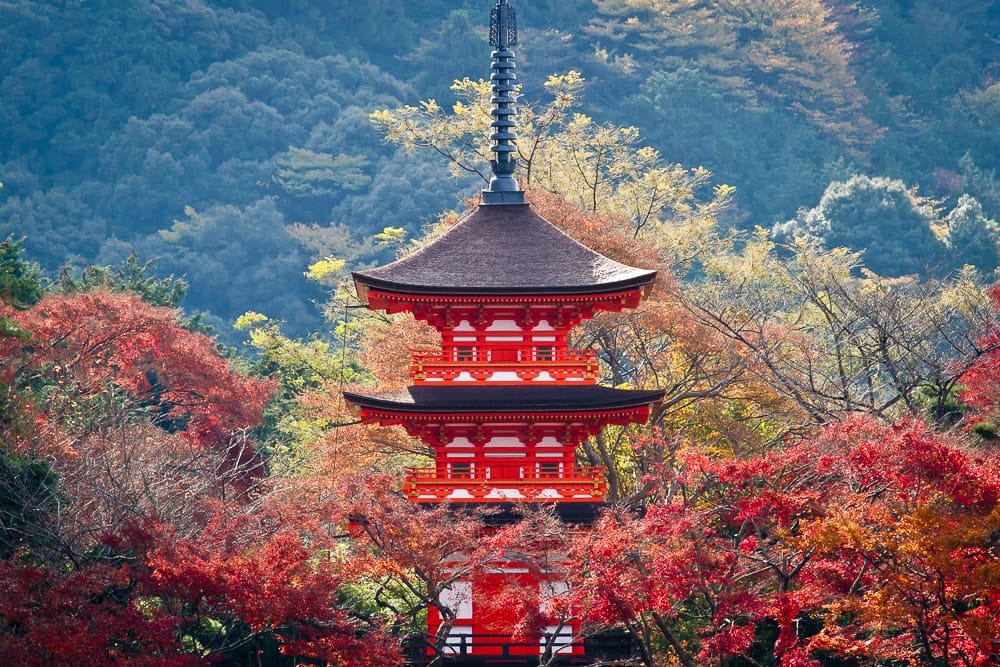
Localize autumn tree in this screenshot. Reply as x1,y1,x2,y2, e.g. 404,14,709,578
234,251,438,480
491,417,1000,667
370,71,732,245
684,234,1000,427
327,474,487,664
0,288,406,665
956,283,1000,440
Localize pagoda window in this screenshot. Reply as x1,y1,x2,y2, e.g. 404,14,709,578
454,346,475,362
448,461,475,479
534,346,554,361
440,581,473,620
537,461,562,478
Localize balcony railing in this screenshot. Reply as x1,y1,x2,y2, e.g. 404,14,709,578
402,629,636,666
403,465,608,502
410,350,598,383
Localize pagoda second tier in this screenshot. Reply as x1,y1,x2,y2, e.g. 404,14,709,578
342,385,663,503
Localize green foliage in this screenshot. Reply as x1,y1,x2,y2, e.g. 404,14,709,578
56,250,188,308
772,175,947,278
587,0,880,149
0,235,45,308
149,199,325,337
274,147,371,198
2,0,1000,338
0,451,58,560
945,194,1000,275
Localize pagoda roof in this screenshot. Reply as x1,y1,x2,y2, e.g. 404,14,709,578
353,203,656,299
343,385,665,414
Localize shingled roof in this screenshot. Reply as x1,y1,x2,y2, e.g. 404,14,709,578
343,385,665,414
353,203,656,298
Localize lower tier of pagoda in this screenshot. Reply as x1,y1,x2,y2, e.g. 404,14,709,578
342,384,664,504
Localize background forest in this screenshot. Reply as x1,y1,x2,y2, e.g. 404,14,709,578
3,1,1000,666
3,0,1000,336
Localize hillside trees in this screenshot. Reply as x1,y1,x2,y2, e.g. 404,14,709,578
4,0,1000,337
772,175,945,277
588,0,878,147
946,194,1000,274
686,234,1000,426
857,0,1000,209
583,0,882,224
0,5,445,338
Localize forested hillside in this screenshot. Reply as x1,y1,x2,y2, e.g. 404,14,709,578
2,1,999,334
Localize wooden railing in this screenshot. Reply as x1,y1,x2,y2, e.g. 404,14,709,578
402,629,636,665
410,350,599,383
403,465,608,502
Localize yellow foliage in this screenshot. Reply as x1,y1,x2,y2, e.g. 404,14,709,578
234,311,269,330
305,257,347,283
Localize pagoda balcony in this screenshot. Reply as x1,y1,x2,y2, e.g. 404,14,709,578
403,465,608,502
410,350,599,383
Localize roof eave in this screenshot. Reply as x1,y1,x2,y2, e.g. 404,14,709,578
342,389,666,414
351,270,658,300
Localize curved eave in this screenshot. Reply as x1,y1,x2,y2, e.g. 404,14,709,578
342,385,666,416
353,271,656,302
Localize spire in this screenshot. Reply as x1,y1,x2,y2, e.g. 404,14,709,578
482,0,524,205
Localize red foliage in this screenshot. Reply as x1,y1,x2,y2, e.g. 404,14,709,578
959,283,1000,435
0,291,401,666
2,290,275,453
542,417,1000,666
0,516,401,667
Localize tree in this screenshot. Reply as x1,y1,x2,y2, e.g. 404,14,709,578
0,288,403,665
799,418,1000,666
772,175,948,278
686,235,999,426
495,417,1000,667
370,71,731,244
328,474,487,664
0,235,44,308
945,194,1000,275
55,250,188,308
955,283,1000,441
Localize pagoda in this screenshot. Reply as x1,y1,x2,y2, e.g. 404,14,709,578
343,0,664,662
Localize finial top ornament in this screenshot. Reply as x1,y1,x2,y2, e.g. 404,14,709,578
483,0,524,205
490,0,517,49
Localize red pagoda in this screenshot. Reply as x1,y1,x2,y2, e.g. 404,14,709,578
343,1,664,662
